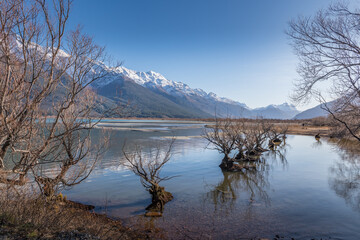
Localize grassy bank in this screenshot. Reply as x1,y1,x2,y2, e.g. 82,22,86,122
0,192,147,240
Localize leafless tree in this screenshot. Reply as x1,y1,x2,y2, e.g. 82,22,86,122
203,118,237,170
233,119,274,160
287,1,360,141
122,139,175,213
0,0,115,196
204,118,279,169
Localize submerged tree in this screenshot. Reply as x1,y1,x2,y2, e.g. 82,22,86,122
203,118,237,170
235,119,274,159
0,0,115,196
122,139,175,215
204,118,284,171
287,2,360,142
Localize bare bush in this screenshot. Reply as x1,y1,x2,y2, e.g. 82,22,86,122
204,118,283,171
235,119,274,157
203,118,237,170
122,139,175,214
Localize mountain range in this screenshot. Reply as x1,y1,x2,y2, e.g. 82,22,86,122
90,65,303,119
15,42,327,119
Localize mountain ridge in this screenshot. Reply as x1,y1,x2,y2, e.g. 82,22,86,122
91,64,300,119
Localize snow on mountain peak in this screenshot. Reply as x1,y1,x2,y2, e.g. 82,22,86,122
274,103,298,112
97,65,248,107
255,102,298,112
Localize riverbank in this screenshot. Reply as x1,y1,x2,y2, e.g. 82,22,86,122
0,196,148,240
278,124,331,137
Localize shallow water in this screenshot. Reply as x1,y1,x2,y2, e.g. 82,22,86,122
64,120,360,239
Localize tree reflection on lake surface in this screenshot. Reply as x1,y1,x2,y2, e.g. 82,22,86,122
328,139,360,212
204,160,271,213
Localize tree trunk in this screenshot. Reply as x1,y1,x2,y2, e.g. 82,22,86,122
219,155,234,170
146,184,173,213
235,151,245,160
36,177,57,198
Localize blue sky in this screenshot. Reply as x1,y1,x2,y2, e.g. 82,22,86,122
67,0,342,110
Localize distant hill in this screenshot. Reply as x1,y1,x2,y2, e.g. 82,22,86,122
252,103,300,119
293,101,335,119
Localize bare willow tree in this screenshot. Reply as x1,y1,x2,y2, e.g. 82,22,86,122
122,139,175,213
231,119,274,162
204,118,279,170
0,0,114,196
287,2,360,141
203,118,237,170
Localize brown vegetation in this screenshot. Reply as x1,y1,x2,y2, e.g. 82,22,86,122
0,187,145,239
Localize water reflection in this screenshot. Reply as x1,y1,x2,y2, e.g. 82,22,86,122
204,146,289,214
328,139,360,212
312,139,323,148
205,166,270,212
264,144,289,169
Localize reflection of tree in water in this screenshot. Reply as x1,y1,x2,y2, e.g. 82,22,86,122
263,142,289,169
205,161,269,212
204,145,289,214
312,139,323,148
328,139,360,212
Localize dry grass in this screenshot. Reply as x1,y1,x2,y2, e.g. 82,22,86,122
0,187,146,240
279,124,331,136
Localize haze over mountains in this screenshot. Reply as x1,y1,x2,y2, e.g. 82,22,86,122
90,64,305,119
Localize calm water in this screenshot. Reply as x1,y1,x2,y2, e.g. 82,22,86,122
64,120,360,240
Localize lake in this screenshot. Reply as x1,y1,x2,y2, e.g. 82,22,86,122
64,120,360,240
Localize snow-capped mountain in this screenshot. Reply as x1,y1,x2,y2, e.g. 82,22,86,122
90,64,298,119
252,103,300,119
293,101,336,119
272,103,298,112
93,66,249,109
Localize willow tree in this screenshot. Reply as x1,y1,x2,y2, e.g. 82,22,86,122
203,118,237,170
122,139,175,214
0,0,114,196
287,2,360,141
